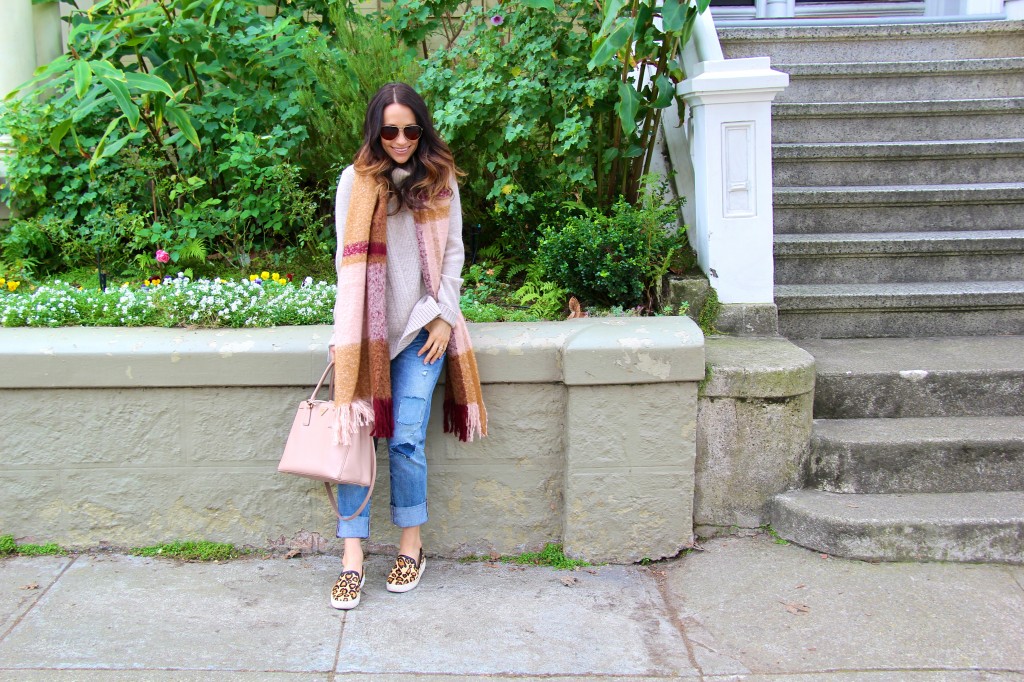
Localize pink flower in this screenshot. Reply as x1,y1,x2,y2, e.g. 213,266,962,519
490,14,504,25
155,249,171,264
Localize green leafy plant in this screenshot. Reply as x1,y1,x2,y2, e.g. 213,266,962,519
0,534,68,556
301,6,421,180
536,179,686,309
0,535,16,555
130,540,243,561
503,543,591,570
512,264,569,319
762,525,790,546
1,0,336,273
589,0,710,204
698,285,721,336
417,0,619,227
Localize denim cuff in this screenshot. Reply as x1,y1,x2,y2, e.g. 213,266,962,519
336,513,370,539
391,501,428,528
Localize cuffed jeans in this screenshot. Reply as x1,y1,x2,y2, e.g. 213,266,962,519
336,329,444,539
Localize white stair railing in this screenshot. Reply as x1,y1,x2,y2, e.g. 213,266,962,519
662,8,788,312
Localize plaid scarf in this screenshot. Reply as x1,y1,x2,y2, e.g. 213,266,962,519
332,170,487,444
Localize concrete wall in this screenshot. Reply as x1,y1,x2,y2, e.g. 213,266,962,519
0,318,706,564
695,336,816,535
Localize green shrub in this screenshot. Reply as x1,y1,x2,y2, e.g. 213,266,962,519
536,181,686,308
416,0,619,230
301,6,421,180
0,0,338,274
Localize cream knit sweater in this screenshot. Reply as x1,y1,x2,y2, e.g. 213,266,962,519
329,165,465,359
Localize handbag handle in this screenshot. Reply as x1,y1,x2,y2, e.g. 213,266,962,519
309,362,335,402
317,362,377,522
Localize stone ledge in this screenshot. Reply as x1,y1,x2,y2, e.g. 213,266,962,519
701,336,816,398
0,317,705,389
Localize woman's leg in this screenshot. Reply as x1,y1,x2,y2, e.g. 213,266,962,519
336,482,371,572
387,329,445,557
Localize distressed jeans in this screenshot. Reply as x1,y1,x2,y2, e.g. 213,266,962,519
336,329,444,539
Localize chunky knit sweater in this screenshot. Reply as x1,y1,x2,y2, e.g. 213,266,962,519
328,165,465,359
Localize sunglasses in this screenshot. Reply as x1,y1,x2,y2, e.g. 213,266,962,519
380,125,423,141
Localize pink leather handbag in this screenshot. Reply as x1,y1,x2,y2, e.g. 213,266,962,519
278,363,376,521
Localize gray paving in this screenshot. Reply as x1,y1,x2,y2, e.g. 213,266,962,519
0,536,1021,680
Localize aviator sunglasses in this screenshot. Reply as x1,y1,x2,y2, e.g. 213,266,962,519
380,125,423,141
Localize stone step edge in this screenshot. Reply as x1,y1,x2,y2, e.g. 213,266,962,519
775,182,1024,206
774,97,1024,118
811,415,1024,445
777,57,1024,77
794,335,1024,375
773,139,1024,161
775,230,1024,256
770,489,1024,563
775,281,1024,310
718,19,1024,42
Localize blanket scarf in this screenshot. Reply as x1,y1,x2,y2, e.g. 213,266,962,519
332,170,487,444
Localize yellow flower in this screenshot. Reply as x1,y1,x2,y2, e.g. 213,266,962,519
249,274,259,282
261,271,270,280
510,67,522,78
271,272,281,281
7,281,19,292
0,277,6,286
501,184,515,195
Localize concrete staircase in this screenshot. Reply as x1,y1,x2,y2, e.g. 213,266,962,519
721,20,1024,338
718,20,1024,563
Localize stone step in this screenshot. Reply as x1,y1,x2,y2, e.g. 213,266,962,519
775,58,1024,103
773,97,1024,144
719,20,1024,64
774,182,1024,234
776,281,1024,338
774,231,1024,285
773,139,1024,186
809,416,1024,494
795,336,1024,417
770,489,1024,563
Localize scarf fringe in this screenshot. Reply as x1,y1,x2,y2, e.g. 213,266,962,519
332,399,375,446
371,397,394,439
443,398,485,443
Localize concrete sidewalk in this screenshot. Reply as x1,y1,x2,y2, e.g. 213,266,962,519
0,535,1021,681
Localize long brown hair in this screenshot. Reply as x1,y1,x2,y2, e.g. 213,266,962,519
353,83,462,212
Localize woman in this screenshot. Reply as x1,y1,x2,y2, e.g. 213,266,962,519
327,83,487,610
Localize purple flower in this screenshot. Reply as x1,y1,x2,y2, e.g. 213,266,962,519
490,14,504,26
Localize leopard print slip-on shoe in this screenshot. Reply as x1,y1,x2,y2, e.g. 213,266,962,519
330,569,365,610
385,549,425,593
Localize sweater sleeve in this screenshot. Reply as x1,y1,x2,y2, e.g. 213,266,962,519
327,166,356,350
436,176,465,327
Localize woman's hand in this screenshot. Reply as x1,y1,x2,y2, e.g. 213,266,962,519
418,317,452,364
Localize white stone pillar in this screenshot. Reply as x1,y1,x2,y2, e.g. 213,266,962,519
34,1,64,67
761,0,795,18
0,0,37,99
1,0,38,183
675,57,788,306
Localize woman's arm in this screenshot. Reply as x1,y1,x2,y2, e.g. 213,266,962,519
436,175,465,327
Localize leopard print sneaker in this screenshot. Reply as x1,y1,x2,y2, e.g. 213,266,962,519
385,549,425,593
330,569,365,610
